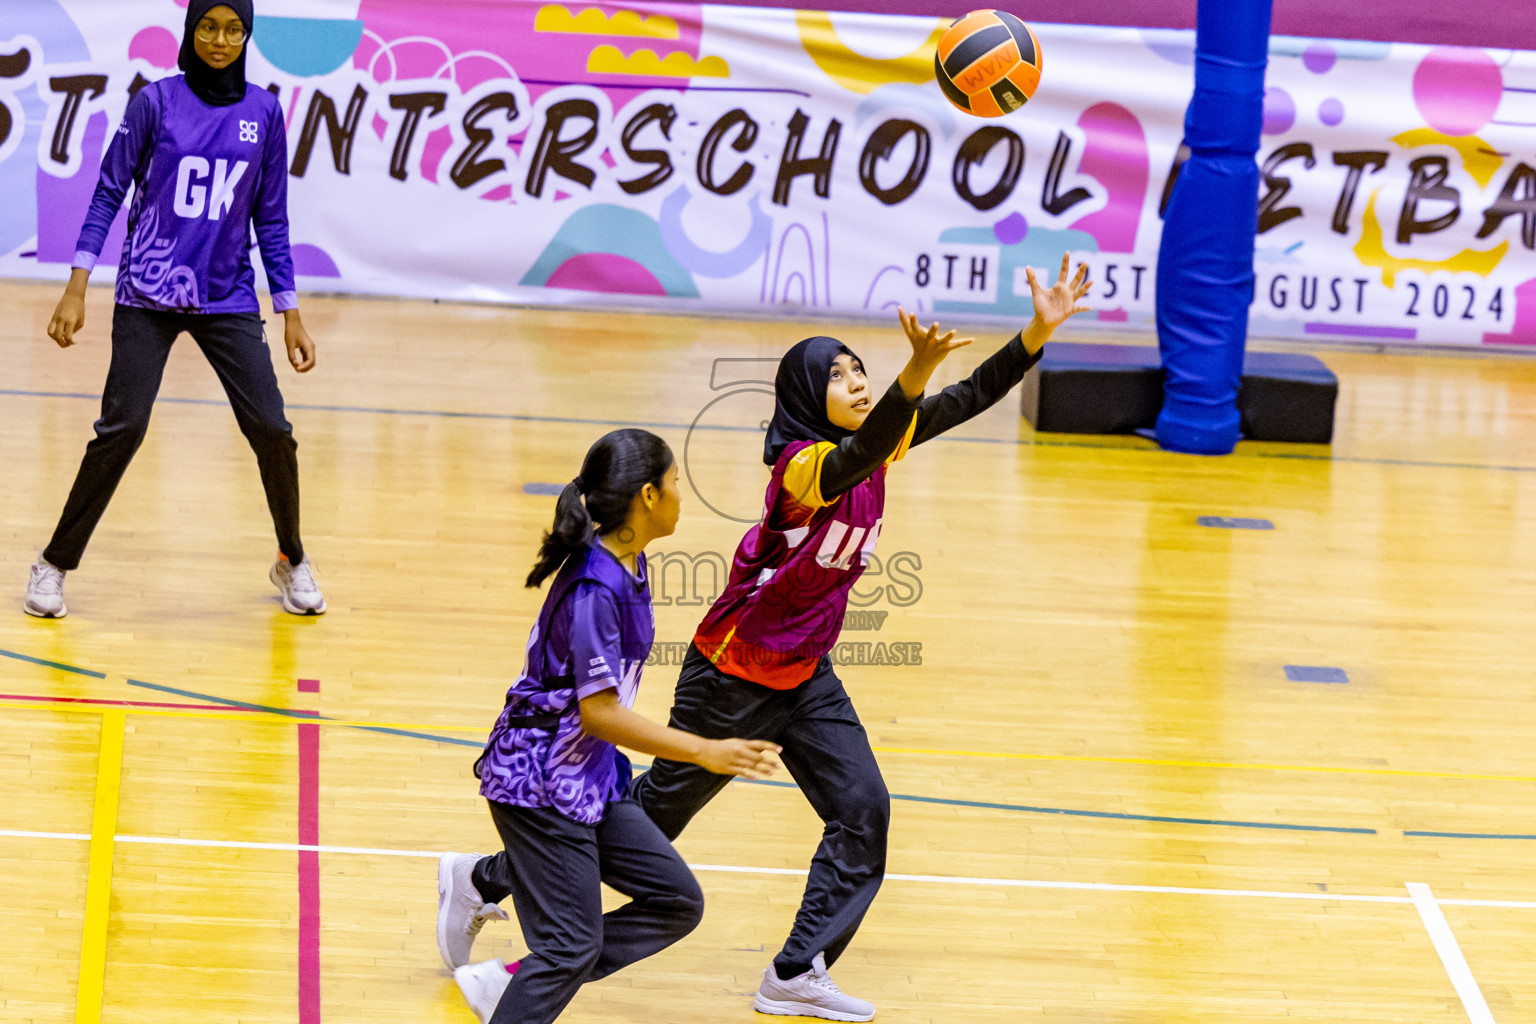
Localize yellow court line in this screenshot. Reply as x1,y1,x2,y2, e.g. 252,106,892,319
0,701,287,725
870,745,1536,785
4,699,1530,785
0,700,484,732
76,708,124,1024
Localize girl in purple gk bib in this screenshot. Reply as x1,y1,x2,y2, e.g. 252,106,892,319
633,255,1093,1021
26,1,324,619
437,429,782,1024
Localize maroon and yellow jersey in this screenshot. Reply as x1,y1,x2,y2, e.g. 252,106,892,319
692,422,914,689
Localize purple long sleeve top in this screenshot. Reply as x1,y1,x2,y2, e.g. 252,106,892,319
72,75,297,314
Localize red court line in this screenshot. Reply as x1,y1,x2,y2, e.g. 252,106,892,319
298,716,322,1023
0,691,264,712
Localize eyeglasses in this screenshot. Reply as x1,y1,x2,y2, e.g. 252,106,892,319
195,21,246,45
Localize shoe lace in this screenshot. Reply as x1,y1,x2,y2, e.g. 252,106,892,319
289,559,318,592
808,965,844,994
467,903,509,937
32,565,63,596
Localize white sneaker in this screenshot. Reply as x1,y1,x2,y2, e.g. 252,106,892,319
454,958,514,1024
24,559,67,619
270,554,326,615
753,953,875,1021
437,852,509,969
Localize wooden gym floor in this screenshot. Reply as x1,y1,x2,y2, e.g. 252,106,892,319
1,278,1534,1023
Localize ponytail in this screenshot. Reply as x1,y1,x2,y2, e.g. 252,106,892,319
526,428,674,588
525,478,593,588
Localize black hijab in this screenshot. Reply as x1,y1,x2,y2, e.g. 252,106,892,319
179,0,254,107
763,335,860,465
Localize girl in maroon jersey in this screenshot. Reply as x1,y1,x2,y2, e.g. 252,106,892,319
632,254,1091,1020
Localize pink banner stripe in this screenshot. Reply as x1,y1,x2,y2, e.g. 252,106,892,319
298,719,321,1024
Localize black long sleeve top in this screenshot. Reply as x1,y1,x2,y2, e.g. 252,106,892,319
818,332,1043,500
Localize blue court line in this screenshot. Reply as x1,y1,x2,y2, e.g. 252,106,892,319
9,387,1536,475
0,647,1494,839
1219,448,1536,475
1405,830,1536,840
888,793,1374,833
1021,435,1536,474
731,775,1375,834
125,678,483,746
0,646,107,678
127,679,321,718
353,724,483,747
0,389,760,435
124,680,1370,832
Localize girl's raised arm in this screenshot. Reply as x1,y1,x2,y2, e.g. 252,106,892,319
906,253,1093,448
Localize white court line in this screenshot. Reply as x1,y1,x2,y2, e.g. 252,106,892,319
1439,896,1536,909
1,828,90,841
114,834,438,858
4,828,1536,910
1408,882,1498,1024
694,864,1405,904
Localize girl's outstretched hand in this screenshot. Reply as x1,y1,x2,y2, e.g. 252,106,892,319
898,307,973,368
895,307,973,400
699,738,783,780
1025,252,1093,330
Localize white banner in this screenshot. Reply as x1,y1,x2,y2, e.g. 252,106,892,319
2,0,1535,346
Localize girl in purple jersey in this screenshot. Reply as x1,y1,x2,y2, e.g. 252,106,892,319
24,1,324,619
633,255,1092,1021
437,429,782,1024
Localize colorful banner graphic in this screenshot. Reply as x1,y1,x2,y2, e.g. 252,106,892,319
2,0,1535,346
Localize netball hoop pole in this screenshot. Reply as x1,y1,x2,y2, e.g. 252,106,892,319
1154,0,1275,454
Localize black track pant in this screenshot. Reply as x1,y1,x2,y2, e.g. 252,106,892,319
44,304,303,570
471,797,704,1024
631,647,889,976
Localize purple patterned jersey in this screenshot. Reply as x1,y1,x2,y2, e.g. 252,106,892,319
72,76,296,314
476,541,654,824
